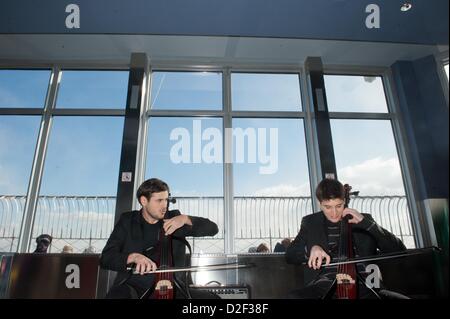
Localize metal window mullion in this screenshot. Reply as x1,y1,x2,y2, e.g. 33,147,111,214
18,67,60,252
114,53,148,223
147,109,224,117
0,108,44,116
230,111,304,118
323,66,388,76
146,110,305,119
328,112,392,120
51,108,125,116
150,64,302,73
0,62,129,70
301,68,321,212
150,65,224,72
223,68,234,254
133,63,151,211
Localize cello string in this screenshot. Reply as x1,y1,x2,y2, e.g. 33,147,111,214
340,184,352,298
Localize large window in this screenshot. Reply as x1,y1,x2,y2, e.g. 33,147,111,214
144,70,311,254
148,70,225,253
28,69,128,253
325,75,415,248
145,117,224,253
230,72,311,253
33,116,124,253
0,116,41,251
0,67,420,255
232,118,312,252
0,69,51,252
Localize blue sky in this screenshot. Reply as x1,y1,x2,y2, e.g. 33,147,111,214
39,116,124,196
0,70,128,197
57,70,128,109
231,73,302,111
151,71,222,110
146,117,224,196
146,117,310,197
0,70,50,108
232,118,309,196
0,116,41,195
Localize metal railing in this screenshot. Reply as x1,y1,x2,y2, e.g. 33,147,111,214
0,195,415,253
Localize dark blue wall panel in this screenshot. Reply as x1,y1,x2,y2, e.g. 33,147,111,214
392,56,449,200
0,0,448,44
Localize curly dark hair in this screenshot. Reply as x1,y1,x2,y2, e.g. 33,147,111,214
315,178,345,202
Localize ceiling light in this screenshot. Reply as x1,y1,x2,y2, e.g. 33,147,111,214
401,2,412,12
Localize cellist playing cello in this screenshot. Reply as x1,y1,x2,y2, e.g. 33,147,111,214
286,178,409,299
100,178,219,299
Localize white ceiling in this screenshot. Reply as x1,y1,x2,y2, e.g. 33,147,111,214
0,34,448,68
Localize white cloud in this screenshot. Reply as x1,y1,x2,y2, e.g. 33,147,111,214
250,157,405,197
339,157,405,195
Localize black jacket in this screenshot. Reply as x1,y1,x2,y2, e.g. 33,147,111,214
286,212,406,285
100,209,218,291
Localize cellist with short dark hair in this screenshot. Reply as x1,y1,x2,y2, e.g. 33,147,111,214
286,178,409,299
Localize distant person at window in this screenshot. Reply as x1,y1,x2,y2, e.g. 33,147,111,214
62,245,73,253
34,234,52,253
274,238,292,253
256,243,270,253
286,178,407,299
83,246,95,254
100,178,219,299
248,247,257,253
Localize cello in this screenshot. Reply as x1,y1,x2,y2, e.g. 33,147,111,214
334,183,358,299
144,195,178,299
147,225,175,299
136,225,253,299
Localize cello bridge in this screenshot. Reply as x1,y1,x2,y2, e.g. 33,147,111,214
336,273,355,284
155,280,173,291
